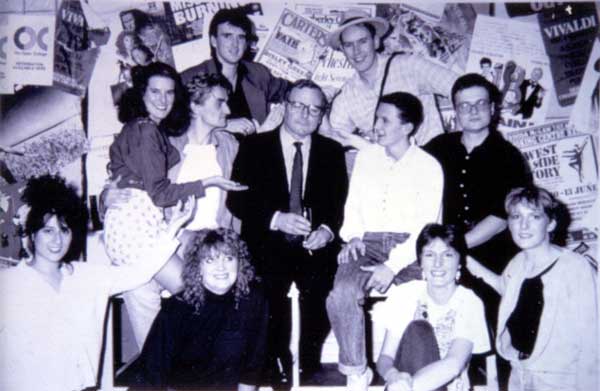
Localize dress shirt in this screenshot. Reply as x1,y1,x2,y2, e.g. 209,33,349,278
329,53,458,145
340,143,443,273
0,236,179,391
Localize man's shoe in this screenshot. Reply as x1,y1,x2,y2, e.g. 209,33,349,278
347,367,373,391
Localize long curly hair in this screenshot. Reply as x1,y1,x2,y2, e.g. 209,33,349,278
181,228,257,312
21,174,88,262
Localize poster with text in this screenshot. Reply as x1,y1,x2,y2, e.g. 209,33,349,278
6,13,54,86
569,38,600,135
466,15,552,133
256,8,329,81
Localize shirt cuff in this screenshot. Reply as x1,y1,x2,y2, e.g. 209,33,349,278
270,211,281,231
317,224,334,242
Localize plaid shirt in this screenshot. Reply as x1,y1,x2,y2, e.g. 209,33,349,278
329,53,459,146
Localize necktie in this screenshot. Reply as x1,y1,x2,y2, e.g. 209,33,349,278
289,142,303,214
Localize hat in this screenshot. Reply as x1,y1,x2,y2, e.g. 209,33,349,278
327,10,390,51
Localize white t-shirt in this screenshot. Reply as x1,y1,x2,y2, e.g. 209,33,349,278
374,280,490,391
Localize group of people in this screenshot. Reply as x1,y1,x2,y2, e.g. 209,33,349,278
0,7,597,391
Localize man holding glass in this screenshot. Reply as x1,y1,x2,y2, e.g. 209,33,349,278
227,79,348,388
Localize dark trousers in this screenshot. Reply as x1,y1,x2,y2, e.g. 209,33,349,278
260,243,337,378
394,320,445,391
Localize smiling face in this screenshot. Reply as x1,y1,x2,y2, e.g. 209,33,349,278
143,75,175,123
374,102,411,149
201,248,239,295
340,24,378,75
454,86,493,135
192,86,231,128
420,237,460,289
508,202,556,251
32,214,72,264
210,22,247,66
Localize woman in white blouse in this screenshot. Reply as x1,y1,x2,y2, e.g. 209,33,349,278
0,174,193,391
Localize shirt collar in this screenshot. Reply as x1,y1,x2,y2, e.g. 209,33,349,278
214,57,248,81
279,125,312,151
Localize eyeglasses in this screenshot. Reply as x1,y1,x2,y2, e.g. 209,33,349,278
287,100,324,117
456,99,491,114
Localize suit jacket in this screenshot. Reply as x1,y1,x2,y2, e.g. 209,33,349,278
181,59,289,124
517,79,543,119
226,128,348,273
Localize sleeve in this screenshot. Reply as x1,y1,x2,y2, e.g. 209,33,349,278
329,89,355,133
315,143,349,237
574,256,598,391
339,149,367,242
374,283,416,333
491,145,532,219
265,71,290,104
385,156,443,274
123,301,182,387
239,291,270,385
407,55,459,97
131,120,206,207
454,291,491,354
104,234,179,295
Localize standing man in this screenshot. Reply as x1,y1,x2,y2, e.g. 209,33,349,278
423,73,532,388
326,92,444,391
181,8,289,135
227,80,348,387
516,67,545,120
323,10,459,148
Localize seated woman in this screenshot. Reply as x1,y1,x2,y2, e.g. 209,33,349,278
121,228,268,391
0,175,193,391
374,223,490,391
467,185,598,391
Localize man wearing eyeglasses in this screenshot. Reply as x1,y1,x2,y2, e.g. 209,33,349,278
423,73,532,389
227,79,348,388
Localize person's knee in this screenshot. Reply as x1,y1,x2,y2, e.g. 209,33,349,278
327,275,363,308
404,320,436,342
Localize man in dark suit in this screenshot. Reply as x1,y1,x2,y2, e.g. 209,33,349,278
517,67,545,119
227,79,348,387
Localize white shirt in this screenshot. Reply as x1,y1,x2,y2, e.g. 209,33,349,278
374,281,491,391
0,237,178,391
340,143,443,273
329,53,458,145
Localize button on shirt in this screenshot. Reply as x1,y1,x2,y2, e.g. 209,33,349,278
340,143,444,273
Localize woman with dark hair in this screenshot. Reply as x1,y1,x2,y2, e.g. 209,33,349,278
467,185,598,391
0,174,193,391
373,223,490,391
105,62,246,349
122,228,268,391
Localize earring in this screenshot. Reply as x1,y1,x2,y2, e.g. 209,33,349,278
455,270,461,282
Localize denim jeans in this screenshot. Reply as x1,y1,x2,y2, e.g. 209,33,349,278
326,233,420,375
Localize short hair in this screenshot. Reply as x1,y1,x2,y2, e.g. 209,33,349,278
186,73,232,105
378,92,424,137
208,8,257,60
284,79,327,109
22,175,88,262
115,30,141,58
480,57,492,67
504,185,571,245
416,223,467,268
181,228,257,312
117,62,190,136
451,73,501,108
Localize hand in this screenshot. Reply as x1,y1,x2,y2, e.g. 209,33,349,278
303,226,332,251
321,85,340,103
165,196,195,238
338,237,366,264
102,175,133,210
275,212,311,236
203,176,248,191
226,118,256,135
258,103,284,132
387,371,413,391
361,264,395,293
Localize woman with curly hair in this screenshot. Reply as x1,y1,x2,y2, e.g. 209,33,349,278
105,62,247,349
0,174,193,391
121,228,268,391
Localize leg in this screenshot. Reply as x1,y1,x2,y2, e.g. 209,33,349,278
326,254,373,375
121,279,162,351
